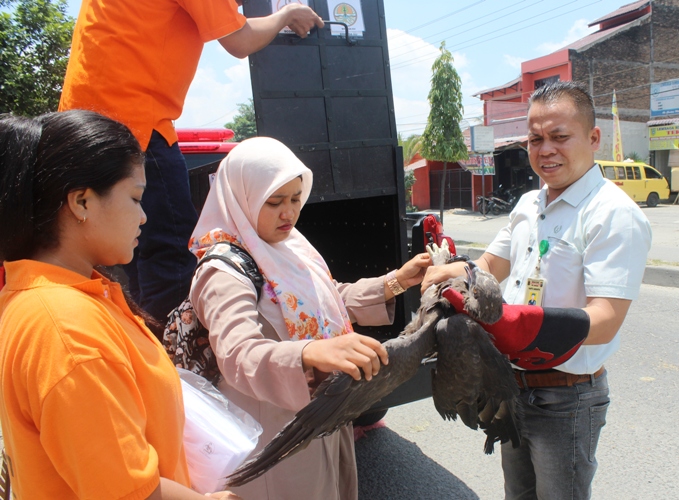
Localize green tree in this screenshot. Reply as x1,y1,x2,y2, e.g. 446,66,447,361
403,170,416,211
625,151,644,162
420,42,468,221
0,0,74,116
398,132,422,166
398,133,422,210
224,99,257,141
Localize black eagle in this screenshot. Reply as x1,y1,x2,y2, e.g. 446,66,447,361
225,247,520,487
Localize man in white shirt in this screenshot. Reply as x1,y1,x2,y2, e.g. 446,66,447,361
422,81,651,499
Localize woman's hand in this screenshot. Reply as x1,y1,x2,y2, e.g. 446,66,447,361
395,252,432,290
301,333,389,381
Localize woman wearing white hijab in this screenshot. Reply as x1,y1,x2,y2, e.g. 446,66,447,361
189,137,431,499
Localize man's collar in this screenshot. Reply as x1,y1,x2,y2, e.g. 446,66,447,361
537,164,604,208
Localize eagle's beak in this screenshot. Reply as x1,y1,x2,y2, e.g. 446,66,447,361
464,261,478,288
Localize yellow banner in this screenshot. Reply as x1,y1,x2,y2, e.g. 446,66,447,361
649,124,679,150
612,91,623,161
649,124,679,138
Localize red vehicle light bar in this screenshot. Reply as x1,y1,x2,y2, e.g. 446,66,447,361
178,142,238,154
176,128,235,143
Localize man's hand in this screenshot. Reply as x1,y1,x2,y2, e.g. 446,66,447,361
279,3,324,37
421,261,466,293
440,289,591,370
219,4,323,58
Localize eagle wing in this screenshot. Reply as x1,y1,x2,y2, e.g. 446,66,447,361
432,314,520,454
225,314,440,487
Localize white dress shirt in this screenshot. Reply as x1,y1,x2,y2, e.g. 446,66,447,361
486,165,652,374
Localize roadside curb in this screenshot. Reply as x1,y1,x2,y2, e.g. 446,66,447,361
641,265,679,288
455,245,679,289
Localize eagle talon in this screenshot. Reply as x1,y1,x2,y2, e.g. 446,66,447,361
426,239,451,266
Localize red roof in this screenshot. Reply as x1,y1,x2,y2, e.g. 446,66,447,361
474,76,522,98
494,136,527,149
566,16,647,51
588,0,650,27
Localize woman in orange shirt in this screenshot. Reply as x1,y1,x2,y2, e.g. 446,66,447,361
0,110,238,499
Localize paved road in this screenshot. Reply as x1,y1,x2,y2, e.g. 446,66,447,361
438,203,679,266
356,282,679,499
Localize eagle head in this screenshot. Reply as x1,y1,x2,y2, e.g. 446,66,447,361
461,261,503,324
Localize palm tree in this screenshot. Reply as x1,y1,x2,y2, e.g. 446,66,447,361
398,133,423,166
399,133,422,211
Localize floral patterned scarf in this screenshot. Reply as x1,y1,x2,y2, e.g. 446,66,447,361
189,137,353,341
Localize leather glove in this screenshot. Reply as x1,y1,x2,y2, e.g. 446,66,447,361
442,287,589,370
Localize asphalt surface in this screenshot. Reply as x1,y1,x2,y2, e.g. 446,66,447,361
2,204,676,496
356,282,679,499
353,202,679,499
433,202,679,289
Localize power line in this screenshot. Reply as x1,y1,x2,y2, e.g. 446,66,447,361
397,80,679,133
588,56,679,82
390,0,579,68
194,106,239,128
391,0,602,71
472,55,679,111
454,0,603,52
394,66,679,127
389,0,542,65
390,1,488,39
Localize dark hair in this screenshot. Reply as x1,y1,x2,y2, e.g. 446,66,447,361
0,110,144,261
528,81,596,130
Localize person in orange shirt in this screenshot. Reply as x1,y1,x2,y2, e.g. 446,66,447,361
0,110,239,499
59,0,324,328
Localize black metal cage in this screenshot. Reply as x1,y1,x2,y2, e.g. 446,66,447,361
187,0,433,409
244,0,416,337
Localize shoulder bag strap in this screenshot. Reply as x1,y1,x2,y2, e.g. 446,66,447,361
198,242,264,299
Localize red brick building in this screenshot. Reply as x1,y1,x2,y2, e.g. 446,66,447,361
473,0,679,197
408,1,679,211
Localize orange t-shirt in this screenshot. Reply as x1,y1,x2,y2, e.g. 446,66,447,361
0,260,191,499
59,0,246,150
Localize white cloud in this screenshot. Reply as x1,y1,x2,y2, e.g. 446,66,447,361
393,96,429,137
458,70,485,125
177,32,479,136
503,54,524,70
387,29,477,136
536,18,596,55
176,46,252,129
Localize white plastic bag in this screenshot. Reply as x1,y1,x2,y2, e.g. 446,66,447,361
178,368,262,494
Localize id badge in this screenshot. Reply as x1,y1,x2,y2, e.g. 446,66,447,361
524,277,546,306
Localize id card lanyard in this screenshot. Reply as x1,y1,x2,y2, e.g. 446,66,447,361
524,239,549,306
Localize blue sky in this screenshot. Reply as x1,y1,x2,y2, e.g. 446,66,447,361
64,0,630,135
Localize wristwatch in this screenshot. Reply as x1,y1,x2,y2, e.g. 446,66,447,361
386,271,406,296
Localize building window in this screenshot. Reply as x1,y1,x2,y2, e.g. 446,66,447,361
534,75,560,90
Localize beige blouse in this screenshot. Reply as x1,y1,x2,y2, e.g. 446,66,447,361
190,265,395,500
